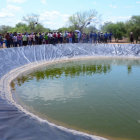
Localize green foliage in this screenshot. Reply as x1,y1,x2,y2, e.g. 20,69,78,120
9,22,29,33
126,16,140,43
101,22,127,41
15,63,111,85
101,16,140,43
21,14,50,33
0,23,50,34
1,14,51,34
58,27,71,32
34,23,50,33
101,22,113,32
0,12,140,44
0,25,12,34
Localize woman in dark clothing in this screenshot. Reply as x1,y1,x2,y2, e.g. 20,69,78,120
130,32,134,43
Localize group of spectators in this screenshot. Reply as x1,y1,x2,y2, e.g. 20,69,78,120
0,31,113,48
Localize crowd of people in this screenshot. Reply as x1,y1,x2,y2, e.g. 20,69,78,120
0,31,113,48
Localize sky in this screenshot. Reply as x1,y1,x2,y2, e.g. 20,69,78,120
0,0,140,29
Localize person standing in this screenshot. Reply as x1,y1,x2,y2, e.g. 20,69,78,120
89,32,93,43
93,32,97,43
63,31,67,43
97,32,101,43
52,32,56,44
66,32,69,43
35,33,39,45
104,32,108,43
17,33,22,46
130,32,134,43
13,33,18,47
77,31,81,43
44,33,48,44
28,34,32,45
60,32,63,43
75,32,78,43
32,33,36,45
86,33,89,43
22,33,28,46
5,33,10,48
38,33,43,45
57,32,61,43
49,32,53,44
0,34,3,48
108,32,113,43
10,33,14,47
68,32,72,43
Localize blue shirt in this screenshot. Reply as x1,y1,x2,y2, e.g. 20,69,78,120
104,33,108,39
93,33,97,39
90,33,92,38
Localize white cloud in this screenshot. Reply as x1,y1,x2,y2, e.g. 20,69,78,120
0,17,21,26
0,5,21,18
136,1,140,4
0,5,22,26
40,10,70,29
7,5,21,11
41,0,47,4
106,16,131,23
0,8,69,29
7,0,26,3
0,12,14,18
109,4,117,9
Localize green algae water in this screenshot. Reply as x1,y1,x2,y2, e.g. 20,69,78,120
13,58,140,140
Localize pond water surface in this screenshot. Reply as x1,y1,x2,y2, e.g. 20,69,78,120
13,58,140,140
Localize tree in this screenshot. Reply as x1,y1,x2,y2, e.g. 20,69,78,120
34,23,50,33
58,27,71,32
23,14,39,32
0,25,12,34
101,22,127,42
9,22,29,33
101,22,113,32
68,9,97,32
126,16,140,43
22,14,50,33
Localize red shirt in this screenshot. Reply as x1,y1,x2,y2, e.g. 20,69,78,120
57,33,60,38
68,33,72,38
5,34,10,41
53,33,56,38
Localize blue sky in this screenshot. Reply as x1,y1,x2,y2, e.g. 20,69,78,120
0,0,140,29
